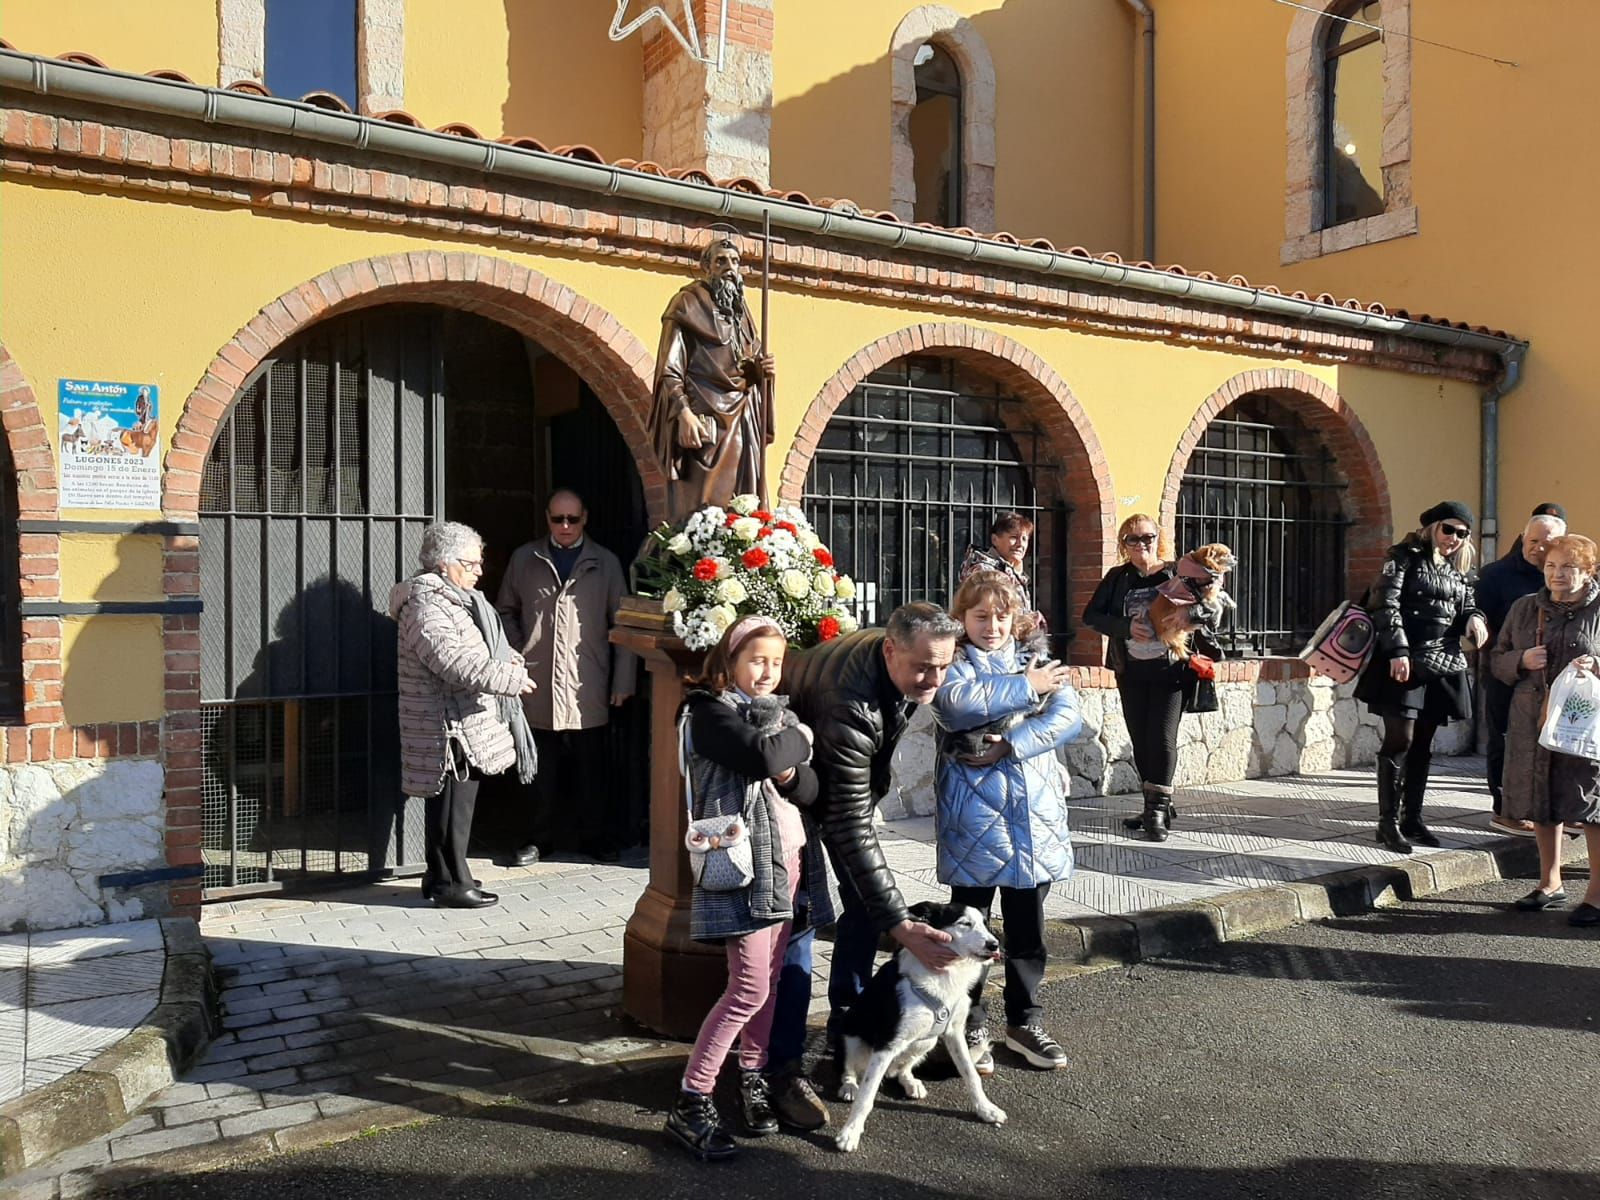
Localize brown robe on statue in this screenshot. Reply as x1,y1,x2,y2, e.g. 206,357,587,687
648,281,773,521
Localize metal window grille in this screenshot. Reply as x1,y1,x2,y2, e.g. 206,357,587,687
0,437,21,721
1177,396,1349,656
199,309,440,897
802,359,1068,641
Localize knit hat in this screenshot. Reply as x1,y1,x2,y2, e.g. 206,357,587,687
1419,500,1474,529
1532,501,1567,522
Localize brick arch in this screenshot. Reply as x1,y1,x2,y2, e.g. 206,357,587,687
161,251,664,522
0,342,58,518
1158,368,1392,601
780,323,1116,663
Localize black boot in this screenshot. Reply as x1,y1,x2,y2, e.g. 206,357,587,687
738,1069,779,1136
1140,789,1172,843
666,1089,738,1161
1400,771,1441,847
1123,798,1178,831
1375,753,1412,855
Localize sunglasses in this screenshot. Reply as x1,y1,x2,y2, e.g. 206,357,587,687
548,514,584,526
1122,533,1158,546
1438,524,1471,538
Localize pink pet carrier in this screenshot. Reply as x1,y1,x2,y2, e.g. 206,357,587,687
1300,601,1377,683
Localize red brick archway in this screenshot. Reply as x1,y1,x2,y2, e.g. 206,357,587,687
156,252,663,914
779,323,1116,663
1158,368,1393,603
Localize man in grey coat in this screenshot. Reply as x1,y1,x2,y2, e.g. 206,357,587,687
496,489,636,863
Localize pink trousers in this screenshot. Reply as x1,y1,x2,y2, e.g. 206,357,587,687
681,852,800,1094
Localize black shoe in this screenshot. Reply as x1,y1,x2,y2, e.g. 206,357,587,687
1513,888,1568,911
420,874,481,900
768,1071,829,1131
1124,803,1178,832
666,1090,738,1161
511,843,541,867
1568,902,1600,927
1004,1023,1068,1070
1400,818,1441,848
431,885,499,909
584,842,621,864
1376,818,1413,855
738,1070,779,1136
1141,805,1170,843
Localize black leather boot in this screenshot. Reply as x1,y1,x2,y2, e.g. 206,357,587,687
1140,789,1172,843
1400,768,1441,847
665,1089,738,1161
1124,796,1178,831
738,1069,779,1136
1375,753,1412,854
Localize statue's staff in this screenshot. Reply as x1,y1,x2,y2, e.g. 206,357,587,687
760,210,774,417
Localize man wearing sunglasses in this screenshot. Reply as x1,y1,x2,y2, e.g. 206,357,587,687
496,489,637,864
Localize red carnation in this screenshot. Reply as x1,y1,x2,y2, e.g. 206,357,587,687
741,547,770,569
818,615,841,641
753,509,774,522
812,547,835,567
725,512,741,527
692,558,719,581
757,526,774,539
775,520,798,535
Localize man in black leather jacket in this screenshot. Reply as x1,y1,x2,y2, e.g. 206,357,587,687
760,602,962,1129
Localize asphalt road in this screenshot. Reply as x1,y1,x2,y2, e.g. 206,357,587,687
101,875,1599,1200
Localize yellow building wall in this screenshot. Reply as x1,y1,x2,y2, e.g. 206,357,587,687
60,616,165,725
0,0,218,82
1151,0,1598,537
59,535,165,603
771,0,1138,253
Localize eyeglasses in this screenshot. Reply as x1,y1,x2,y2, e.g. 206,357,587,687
1438,524,1471,538
1122,533,1158,546
456,558,483,571
548,514,583,526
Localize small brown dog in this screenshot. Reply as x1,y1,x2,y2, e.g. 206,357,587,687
1147,543,1236,656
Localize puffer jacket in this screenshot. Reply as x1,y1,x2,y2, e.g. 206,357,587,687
1368,536,1482,675
390,573,532,798
781,629,919,931
933,642,1082,888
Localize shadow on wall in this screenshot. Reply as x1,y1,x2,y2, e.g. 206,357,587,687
767,0,1137,252
502,0,643,161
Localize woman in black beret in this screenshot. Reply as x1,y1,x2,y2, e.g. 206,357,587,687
1355,502,1489,853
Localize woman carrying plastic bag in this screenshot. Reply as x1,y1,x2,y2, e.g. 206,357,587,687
1489,533,1600,926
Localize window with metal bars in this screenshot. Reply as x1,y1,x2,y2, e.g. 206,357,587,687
0,438,21,721
1176,395,1349,656
802,358,1068,642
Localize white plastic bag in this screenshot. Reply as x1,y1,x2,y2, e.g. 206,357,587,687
1538,663,1600,761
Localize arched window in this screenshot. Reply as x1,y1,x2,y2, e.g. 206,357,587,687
802,357,1068,642
1177,395,1349,655
0,436,20,721
911,43,963,227
1323,1,1385,225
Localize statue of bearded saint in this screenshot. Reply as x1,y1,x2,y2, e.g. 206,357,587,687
648,236,776,524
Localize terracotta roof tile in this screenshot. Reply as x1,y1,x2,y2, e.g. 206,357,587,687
0,40,1522,342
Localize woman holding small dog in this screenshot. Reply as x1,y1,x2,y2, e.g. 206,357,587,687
1083,515,1219,841
1355,501,1489,854
666,616,838,1162
934,571,1082,1072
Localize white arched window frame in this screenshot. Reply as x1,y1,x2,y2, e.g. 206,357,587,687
1282,0,1417,264
219,0,404,114
890,5,997,233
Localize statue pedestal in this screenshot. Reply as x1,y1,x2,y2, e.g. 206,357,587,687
612,601,728,1039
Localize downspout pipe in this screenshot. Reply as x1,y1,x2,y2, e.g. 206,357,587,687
0,50,1524,361
1119,0,1156,262
1479,343,1525,562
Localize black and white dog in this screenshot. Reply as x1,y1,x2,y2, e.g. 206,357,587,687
833,901,1007,1153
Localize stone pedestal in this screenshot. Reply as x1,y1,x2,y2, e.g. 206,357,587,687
611,601,727,1039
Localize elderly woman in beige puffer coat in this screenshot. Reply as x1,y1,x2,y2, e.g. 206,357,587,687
390,521,537,910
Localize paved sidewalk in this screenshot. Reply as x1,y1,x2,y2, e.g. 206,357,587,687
4,755,1568,1198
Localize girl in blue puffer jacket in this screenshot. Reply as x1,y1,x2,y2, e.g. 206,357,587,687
934,570,1083,1073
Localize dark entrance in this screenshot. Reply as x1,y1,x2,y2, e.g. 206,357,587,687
197,305,648,899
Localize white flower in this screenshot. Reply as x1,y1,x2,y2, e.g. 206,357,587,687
662,587,685,613
716,578,748,604
731,516,763,542
730,494,759,516
780,569,812,600
666,533,692,555
713,557,733,580
835,575,857,601
813,572,836,597
797,529,821,551
836,612,859,635
708,603,737,634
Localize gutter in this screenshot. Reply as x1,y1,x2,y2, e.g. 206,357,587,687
1479,343,1525,560
1119,0,1156,262
0,50,1526,361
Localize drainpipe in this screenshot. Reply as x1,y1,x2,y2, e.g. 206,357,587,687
1120,0,1156,261
1479,343,1526,562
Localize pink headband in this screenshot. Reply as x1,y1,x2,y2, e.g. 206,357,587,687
727,615,783,657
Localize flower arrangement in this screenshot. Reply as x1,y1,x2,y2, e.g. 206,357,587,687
635,494,861,650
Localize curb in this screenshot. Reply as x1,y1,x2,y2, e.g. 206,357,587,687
0,918,219,1179
1035,835,1552,970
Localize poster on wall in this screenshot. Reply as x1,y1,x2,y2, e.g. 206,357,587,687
58,378,163,510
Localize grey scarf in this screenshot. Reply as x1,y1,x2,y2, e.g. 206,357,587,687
460,584,538,785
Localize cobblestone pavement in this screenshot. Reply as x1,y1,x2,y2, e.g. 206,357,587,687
5,755,1549,1198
